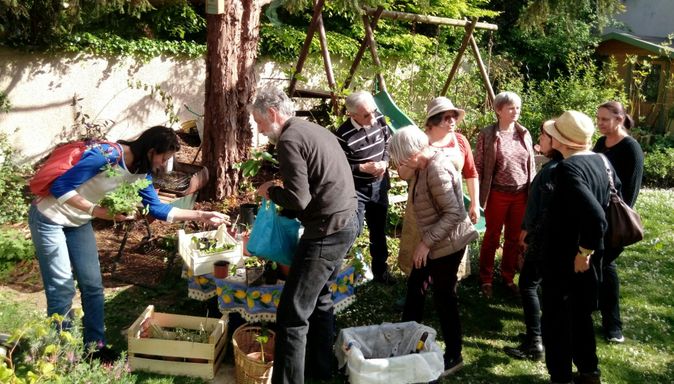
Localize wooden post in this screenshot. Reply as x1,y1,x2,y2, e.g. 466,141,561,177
469,35,495,104
440,18,478,96
288,0,326,96
362,13,386,92
342,6,384,91
316,14,339,113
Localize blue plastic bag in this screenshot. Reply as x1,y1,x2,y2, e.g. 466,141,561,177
246,199,301,266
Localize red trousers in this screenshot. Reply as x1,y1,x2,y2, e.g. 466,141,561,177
479,189,527,285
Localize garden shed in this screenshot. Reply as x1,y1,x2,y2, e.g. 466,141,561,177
596,34,674,133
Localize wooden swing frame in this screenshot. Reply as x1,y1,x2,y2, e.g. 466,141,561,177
287,2,498,114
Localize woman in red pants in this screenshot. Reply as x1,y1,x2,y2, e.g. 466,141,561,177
474,91,536,298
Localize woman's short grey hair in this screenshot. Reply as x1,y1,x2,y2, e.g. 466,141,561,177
345,91,376,114
493,91,522,111
389,125,428,165
251,87,296,118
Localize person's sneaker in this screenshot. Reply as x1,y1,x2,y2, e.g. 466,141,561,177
607,334,625,343
440,355,464,377
481,283,493,299
88,346,121,364
504,335,544,361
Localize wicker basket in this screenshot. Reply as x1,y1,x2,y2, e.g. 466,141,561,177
232,325,276,384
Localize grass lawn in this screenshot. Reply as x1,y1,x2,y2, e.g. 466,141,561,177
0,188,672,383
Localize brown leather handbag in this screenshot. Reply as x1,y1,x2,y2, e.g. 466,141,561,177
599,155,644,248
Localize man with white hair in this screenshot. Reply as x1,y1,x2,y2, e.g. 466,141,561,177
251,87,358,384
335,91,393,284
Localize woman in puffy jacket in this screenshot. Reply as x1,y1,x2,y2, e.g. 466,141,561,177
390,126,478,378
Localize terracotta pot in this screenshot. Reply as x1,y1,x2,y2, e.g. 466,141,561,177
213,260,230,279
277,264,291,279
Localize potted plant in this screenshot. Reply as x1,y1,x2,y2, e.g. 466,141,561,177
232,324,275,383
244,257,265,286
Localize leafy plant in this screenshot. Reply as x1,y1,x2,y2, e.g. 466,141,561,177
244,256,265,269
234,150,279,178
643,146,674,188
254,327,270,363
0,91,10,113
0,312,131,384
60,94,113,142
190,236,235,254
0,228,34,274
98,178,151,218
0,133,30,225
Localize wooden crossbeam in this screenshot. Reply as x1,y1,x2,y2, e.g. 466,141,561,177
362,12,386,92
363,7,498,30
342,6,384,91
288,0,326,96
441,18,479,96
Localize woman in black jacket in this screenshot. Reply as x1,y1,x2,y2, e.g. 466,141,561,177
593,101,644,343
541,111,612,384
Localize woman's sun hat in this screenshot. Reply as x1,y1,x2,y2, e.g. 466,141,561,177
425,97,465,126
543,110,595,149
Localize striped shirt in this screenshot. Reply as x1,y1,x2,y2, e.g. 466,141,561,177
335,113,391,184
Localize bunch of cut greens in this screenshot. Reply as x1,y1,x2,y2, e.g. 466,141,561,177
98,178,151,218
191,236,235,254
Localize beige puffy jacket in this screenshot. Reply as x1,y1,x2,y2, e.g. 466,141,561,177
413,151,478,259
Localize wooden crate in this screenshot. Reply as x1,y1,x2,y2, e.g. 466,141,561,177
127,305,228,379
178,229,242,276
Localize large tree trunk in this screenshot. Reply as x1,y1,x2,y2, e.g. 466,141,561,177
201,0,264,200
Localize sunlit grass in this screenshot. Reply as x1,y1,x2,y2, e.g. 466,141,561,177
0,189,672,383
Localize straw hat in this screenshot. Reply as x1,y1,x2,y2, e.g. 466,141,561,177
425,97,465,126
543,110,595,149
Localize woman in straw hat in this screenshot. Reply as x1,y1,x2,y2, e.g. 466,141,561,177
475,91,536,298
593,101,644,344
390,125,478,378
540,110,612,384
397,97,478,279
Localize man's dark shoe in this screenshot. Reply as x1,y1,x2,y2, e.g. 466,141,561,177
573,370,601,384
373,270,396,286
88,346,121,364
440,355,463,377
504,335,544,361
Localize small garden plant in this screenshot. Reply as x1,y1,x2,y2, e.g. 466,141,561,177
98,178,151,219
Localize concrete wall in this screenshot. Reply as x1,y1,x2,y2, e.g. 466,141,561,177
0,48,300,164
609,0,674,38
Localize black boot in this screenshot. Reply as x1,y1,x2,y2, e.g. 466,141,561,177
504,335,544,361
573,370,601,384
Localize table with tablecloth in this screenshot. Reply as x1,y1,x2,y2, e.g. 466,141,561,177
184,263,361,323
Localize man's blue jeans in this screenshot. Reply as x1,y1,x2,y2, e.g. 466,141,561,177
271,214,358,384
28,205,106,346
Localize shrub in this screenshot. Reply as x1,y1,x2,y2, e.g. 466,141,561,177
643,146,674,188
0,133,30,225
0,228,34,273
0,312,133,384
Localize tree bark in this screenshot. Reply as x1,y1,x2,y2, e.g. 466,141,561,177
202,0,264,200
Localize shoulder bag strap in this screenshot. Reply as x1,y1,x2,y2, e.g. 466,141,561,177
597,153,617,193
